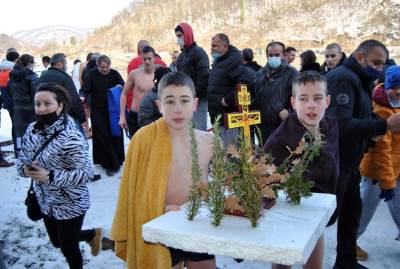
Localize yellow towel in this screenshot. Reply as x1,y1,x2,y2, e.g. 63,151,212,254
111,118,172,269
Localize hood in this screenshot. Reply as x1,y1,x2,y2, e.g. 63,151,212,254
0,59,15,71
178,22,195,48
9,65,33,82
372,83,390,106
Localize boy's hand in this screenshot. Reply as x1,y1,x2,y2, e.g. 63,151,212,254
165,205,181,213
279,109,289,120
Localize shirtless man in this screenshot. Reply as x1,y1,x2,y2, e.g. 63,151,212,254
156,72,215,269
112,72,216,269
119,46,156,137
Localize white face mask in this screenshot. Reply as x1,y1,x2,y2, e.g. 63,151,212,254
388,95,400,108
177,37,185,47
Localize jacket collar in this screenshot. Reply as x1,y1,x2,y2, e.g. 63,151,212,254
343,55,373,90
33,114,68,135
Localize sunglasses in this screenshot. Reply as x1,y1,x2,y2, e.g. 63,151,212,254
268,53,281,57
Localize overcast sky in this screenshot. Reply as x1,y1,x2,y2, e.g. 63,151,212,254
0,0,133,35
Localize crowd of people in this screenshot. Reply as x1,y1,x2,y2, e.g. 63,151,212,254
0,21,399,269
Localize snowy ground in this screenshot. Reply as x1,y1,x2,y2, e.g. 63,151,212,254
0,109,399,269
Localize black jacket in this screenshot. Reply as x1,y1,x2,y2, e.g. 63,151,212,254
245,61,262,72
138,87,162,127
300,62,321,73
8,65,38,137
265,114,339,194
35,67,86,124
207,45,255,124
177,42,210,100
253,61,298,142
326,55,387,170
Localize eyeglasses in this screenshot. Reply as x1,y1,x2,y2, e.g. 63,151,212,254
268,53,281,57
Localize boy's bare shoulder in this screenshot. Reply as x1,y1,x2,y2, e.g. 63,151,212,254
194,129,214,145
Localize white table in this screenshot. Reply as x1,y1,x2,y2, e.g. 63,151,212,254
142,192,336,266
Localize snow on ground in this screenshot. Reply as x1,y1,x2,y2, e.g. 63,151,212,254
0,109,399,268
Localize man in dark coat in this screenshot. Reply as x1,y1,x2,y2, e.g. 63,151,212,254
82,54,125,176
253,41,298,143
175,22,210,131
207,33,254,147
242,48,262,75
326,39,400,269
34,53,86,126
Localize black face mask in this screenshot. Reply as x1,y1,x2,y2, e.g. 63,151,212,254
36,111,60,126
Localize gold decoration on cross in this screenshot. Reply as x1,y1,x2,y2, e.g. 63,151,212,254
225,84,261,145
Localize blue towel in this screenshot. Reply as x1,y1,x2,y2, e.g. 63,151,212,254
108,85,123,137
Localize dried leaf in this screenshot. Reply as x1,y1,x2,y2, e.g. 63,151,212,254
258,154,268,165
255,163,277,177
256,173,285,188
265,164,276,175
268,173,285,182
294,137,306,155
224,195,243,213
261,186,277,199
227,144,240,159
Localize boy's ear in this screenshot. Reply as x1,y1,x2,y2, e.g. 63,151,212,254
193,97,199,111
290,96,296,110
326,94,331,109
155,99,162,114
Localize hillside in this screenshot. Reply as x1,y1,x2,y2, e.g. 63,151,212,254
2,0,399,68
78,0,400,55
13,25,90,47
0,34,32,55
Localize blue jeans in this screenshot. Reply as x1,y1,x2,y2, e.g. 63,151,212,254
357,176,400,238
192,99,208,131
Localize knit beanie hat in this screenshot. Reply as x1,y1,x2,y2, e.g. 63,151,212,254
385,65,400,90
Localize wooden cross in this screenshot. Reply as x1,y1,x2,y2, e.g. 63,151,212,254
224,84,261,145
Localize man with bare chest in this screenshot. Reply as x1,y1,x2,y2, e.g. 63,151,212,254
112,72,216,269
119,46,156,137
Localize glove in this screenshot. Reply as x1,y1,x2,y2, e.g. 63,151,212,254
379,189,395,202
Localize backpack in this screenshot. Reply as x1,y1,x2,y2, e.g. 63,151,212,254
0,69,11,87
0,69,13,110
